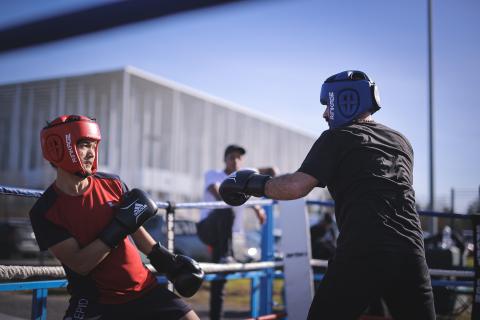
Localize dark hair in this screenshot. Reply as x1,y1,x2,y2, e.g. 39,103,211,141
224,144,246,159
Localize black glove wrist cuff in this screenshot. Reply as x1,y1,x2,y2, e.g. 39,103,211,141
99,222,127,248
148,243,176,274
249,175,271,197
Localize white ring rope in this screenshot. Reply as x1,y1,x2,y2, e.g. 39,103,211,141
0,265,66,280
0,262,287,281
428,269,474,278
1,260,473,281
0,184,272,210
175,199,274,210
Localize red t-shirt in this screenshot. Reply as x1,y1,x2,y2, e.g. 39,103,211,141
29,172,157,304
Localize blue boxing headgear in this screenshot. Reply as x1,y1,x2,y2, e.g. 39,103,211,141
320,70,381,129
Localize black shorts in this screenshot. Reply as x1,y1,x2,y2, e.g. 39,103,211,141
307,252,436,320
64,285,192,320
196,208,234,247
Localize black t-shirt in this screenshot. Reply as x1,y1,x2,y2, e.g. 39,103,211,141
298,122,424,257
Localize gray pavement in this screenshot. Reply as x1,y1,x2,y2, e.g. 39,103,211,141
0,290,251,320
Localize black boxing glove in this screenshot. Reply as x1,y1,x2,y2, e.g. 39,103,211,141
148,243,204,298
219,169,271,206
99,188,158,248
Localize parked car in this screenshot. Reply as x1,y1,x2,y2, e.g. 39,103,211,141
233,230,261,262
143,215,280,263
0,219,40,259
143,215,211,262
233,228,283,262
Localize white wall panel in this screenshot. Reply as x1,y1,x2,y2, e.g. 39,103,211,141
0,68,315,202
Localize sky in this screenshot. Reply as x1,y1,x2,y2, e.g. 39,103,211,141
0,0,479,212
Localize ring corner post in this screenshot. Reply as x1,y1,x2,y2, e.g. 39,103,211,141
259,203,275,315
250,274,261,318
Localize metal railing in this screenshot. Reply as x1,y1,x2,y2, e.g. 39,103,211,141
0,184,478,319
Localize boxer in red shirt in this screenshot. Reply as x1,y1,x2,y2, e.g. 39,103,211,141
30,115,203,320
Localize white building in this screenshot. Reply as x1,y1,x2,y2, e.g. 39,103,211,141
0,67,316,202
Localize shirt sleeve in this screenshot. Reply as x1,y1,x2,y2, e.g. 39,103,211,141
117,178,129,194
30,207,72,251
121,181,129,193
297,130,339,188
29,191,72,251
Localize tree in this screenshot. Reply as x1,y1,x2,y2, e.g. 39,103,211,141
467,199,480,215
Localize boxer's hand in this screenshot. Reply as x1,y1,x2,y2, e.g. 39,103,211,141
219,170,271,206
99,189,158,248
148,243,204,297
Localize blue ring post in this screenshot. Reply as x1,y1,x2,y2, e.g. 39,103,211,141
472,214,480,319
250,275,261,318
31,288,48,320
258,204,274,316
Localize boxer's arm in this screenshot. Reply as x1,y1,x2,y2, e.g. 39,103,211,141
253,205,266,224
264,171,319,200
220,170,318,206
131,226,157,255
50,226,157,276
131,226,205,297
49,237,111,276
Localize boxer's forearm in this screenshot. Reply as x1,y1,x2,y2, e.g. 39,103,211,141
131,227,157,255
264,172,318,200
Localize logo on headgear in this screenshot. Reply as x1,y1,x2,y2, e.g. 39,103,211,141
328,92,335,121
65,133,77,164
338,89,360,118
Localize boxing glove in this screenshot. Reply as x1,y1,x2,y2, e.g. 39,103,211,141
219,169,271,206
148,243,204,297
99,188,158,248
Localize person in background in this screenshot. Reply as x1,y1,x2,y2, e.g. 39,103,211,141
310,212,337,260
197,144,277,320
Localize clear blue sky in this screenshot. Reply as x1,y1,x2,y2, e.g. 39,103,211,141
0,0,478,212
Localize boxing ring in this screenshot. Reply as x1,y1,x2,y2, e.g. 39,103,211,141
0,184,478,320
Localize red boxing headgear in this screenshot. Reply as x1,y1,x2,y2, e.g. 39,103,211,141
41,115,101,177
